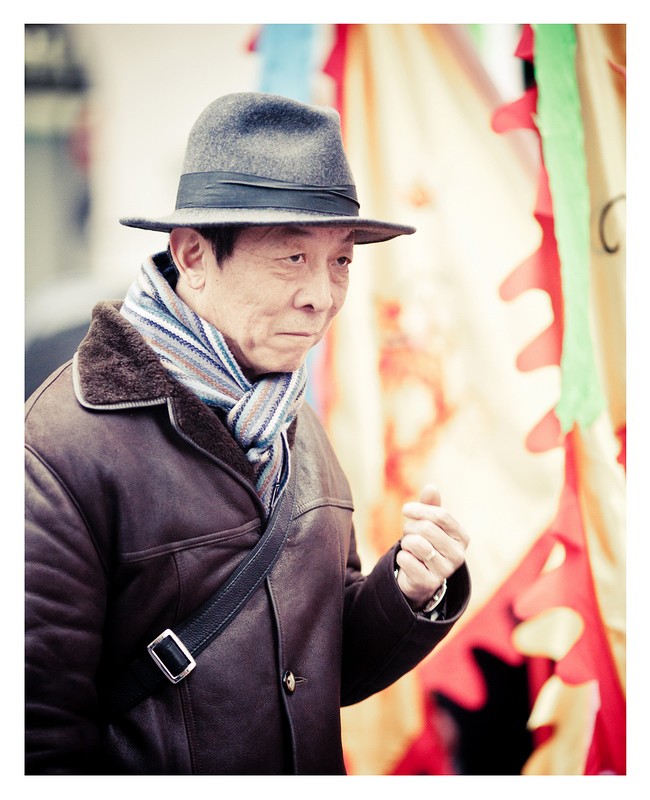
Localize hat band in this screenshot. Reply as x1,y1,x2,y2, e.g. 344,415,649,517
176,171,360,217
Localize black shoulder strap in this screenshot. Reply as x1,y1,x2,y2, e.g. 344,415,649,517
107,475,296,718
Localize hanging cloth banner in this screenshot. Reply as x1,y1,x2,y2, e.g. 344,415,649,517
254,24,317,103
532,24,605,431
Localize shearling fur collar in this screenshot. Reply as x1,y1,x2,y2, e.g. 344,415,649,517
74,301,256,484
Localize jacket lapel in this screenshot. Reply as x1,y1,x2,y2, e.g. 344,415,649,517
74,301,257,486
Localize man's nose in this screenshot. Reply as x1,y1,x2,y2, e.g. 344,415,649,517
294,264,334,312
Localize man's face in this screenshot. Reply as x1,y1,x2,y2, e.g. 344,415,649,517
198,225,354,378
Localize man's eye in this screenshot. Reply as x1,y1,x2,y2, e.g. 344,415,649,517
286,254,306,264
336,256,351,267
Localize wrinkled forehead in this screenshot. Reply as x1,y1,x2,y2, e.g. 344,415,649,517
239,224,356,248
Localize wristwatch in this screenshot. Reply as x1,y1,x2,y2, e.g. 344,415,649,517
421,578,447,613
394,568,448,618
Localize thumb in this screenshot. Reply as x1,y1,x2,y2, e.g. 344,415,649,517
419,483,441,506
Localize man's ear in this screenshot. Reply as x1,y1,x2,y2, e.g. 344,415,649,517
169,228,210,291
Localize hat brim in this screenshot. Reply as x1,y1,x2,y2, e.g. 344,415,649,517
119,207,415,245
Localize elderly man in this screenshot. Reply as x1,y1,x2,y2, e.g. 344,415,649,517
25,92,470,775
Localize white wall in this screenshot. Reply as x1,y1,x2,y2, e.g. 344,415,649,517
74,23,261,287
26,24,261,341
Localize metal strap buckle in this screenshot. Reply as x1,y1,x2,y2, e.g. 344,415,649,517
147,628,197,684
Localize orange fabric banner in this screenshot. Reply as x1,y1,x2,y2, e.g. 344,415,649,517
325,23,558,774
324,23,626,775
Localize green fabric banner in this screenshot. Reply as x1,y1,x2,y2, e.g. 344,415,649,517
533,23,605,431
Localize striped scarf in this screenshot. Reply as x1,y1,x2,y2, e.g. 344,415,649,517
120,255,307,516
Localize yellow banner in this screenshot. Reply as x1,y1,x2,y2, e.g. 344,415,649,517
328,23,565,774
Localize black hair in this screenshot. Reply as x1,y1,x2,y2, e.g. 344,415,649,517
164,225,242,282
195,225,242,264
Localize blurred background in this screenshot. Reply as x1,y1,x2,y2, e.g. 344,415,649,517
24,23,626,777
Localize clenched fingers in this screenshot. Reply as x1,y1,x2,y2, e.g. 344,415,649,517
396,546,444,604
397,489,469,610
402,500,468,545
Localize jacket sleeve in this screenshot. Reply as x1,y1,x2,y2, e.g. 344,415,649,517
25,445,108,774
340,529,470,706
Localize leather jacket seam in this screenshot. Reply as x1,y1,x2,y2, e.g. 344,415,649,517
293,497,354,519
266,576,298,773
179,679,200,774
171,549,184,625
25,444,109,576
167,402,265,518
118,519,262,563
25,361,72,417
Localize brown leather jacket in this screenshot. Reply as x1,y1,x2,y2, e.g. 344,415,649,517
25,302,470,775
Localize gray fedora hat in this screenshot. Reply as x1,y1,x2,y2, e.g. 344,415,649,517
119,92,415,245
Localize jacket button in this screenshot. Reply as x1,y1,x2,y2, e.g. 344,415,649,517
282,670,296,694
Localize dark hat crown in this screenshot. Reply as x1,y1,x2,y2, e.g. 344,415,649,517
182,92,355,187
119,91,415,244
